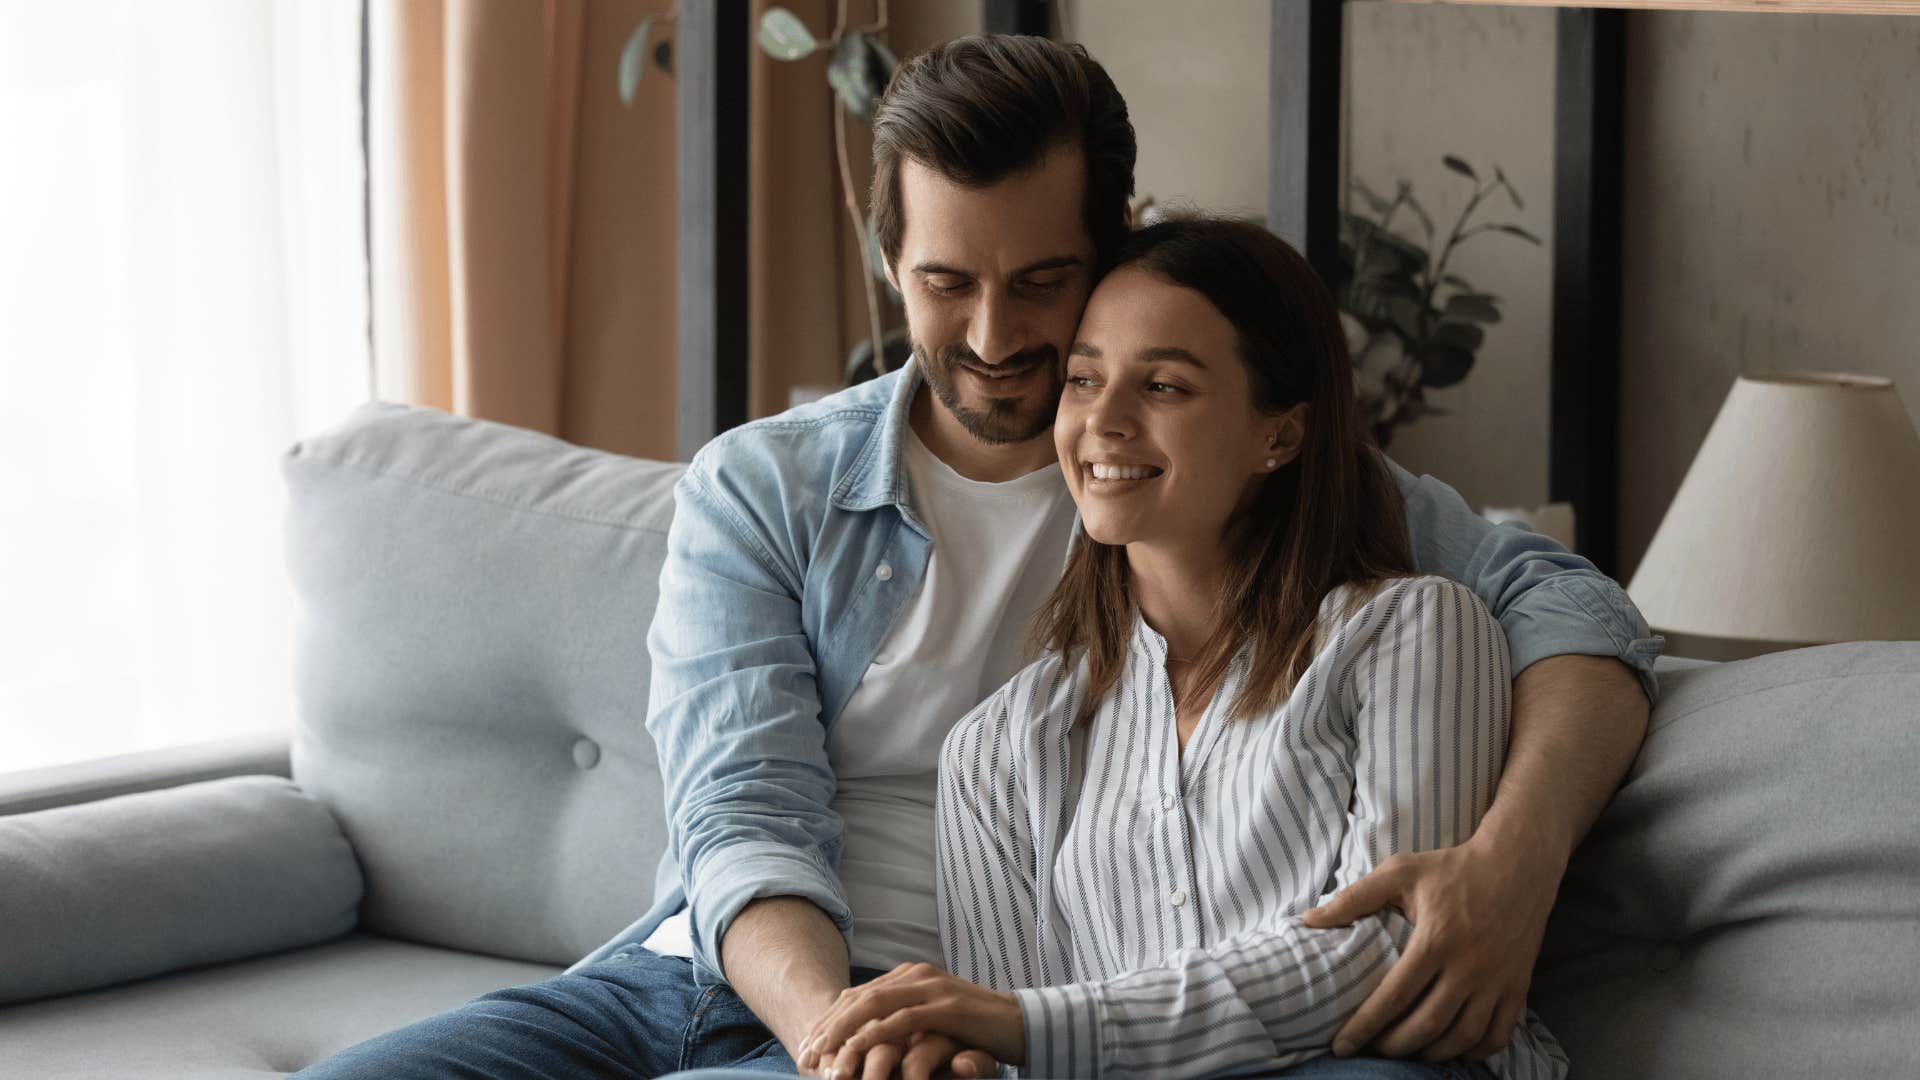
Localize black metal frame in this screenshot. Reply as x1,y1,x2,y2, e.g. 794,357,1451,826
1266,2,1627,573
1268,0,1346,288
1550,10,1625,572
674,2,751,462
984,0,1051,37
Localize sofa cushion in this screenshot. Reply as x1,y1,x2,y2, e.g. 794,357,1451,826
0,775,362,1005
1533,641,1920,1076
283,403,684,966
0,933,558,1079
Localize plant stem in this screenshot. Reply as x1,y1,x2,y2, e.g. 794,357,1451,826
835,97,887,373
1418,179,1493,342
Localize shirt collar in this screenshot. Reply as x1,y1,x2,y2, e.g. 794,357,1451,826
831,356,926,525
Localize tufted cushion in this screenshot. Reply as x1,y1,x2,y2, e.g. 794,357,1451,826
1533,642,1920,1077
283,403,684,966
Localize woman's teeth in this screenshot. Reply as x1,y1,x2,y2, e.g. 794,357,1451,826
1088,463,1161,481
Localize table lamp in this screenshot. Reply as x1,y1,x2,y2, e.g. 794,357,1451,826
1627,372,1920,661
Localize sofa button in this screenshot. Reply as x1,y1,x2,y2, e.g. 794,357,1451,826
572,737,602,770
875,562,893,581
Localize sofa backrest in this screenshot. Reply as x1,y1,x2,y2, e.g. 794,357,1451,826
283,403,682,966
1533,643,1920,1076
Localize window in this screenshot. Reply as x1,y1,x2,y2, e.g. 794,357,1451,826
0,1,369,771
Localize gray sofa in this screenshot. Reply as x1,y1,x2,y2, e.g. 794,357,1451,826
2,403,1915,1078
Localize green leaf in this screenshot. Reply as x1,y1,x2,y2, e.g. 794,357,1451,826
1419,344,1475,389
1350,177,1392,217
1490,223,1543,245
1494,164,1524,211
1430,321,1486,352
618,16,655,106
1402,191,1436,239
757,7,818,61
846,327,913,384
1442,155,1477,181
1442,293,1502,324
865,32,899,79
829,32,887,122
1386,295,1424,342
1441,272,1476,292
654,39,673,76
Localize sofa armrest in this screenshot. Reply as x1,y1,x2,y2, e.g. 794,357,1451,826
0,774,362,1005
0,733,292,817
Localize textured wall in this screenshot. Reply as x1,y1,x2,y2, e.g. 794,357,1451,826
1344,4,1558,517
1617,12,1920,579
1069,4,1920,573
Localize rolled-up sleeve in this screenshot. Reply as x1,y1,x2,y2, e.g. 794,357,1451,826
1390,458,1664,703
646,461,851,987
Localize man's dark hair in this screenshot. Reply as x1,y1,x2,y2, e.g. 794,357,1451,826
870,34,1137,269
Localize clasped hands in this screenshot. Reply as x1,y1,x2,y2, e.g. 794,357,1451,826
795,832,1552,1077
794,963,1021,1080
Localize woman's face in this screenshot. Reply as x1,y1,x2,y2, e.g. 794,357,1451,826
1057,266,1299,556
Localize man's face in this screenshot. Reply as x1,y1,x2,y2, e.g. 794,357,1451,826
888,145,1097,446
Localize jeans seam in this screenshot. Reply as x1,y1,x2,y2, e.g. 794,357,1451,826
678,985,727,1073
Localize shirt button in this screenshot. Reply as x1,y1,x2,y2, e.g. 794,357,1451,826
1169,889,1188,908
874,562,893,581
1160,794,1176,811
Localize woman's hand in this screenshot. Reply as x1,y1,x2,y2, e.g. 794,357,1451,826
796,963,1024,1078
796,1031,994,1080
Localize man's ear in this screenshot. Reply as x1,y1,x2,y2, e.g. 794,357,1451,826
882,254,901,295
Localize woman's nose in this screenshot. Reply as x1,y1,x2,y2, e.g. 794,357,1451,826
1086,386,1135,440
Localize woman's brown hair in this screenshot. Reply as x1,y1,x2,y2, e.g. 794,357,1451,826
1035,216,1416,724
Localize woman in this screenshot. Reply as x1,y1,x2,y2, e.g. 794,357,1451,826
796,218,1567,1080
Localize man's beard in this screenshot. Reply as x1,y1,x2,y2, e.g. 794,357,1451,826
915,341,1062,445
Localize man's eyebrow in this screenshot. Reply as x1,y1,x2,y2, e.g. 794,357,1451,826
910,255,1084,277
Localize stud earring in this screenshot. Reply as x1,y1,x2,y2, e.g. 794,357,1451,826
1265,458,1277,469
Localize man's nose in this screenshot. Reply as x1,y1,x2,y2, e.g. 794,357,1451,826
966,294,1021,366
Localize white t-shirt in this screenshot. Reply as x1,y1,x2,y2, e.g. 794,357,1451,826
644,427,1078,969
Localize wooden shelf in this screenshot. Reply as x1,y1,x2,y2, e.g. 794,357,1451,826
1382,1,1920,15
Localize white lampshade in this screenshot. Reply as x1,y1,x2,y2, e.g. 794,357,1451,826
1628,372,1920,660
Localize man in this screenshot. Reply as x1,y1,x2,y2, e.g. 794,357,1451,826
300,34,1659,1080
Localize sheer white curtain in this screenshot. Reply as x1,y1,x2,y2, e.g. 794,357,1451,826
0,0,369,771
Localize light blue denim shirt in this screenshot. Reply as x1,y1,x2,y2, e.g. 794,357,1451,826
578,360,1662,986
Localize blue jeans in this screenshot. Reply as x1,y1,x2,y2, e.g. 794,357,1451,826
666,1055,1492,1079
294,950,886,1079
293,948,1491,1080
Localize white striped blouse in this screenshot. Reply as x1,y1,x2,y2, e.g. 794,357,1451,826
934,575,1568,1079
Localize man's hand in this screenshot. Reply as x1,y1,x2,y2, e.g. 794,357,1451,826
796,963,1019,1078
1302,826,1563,1062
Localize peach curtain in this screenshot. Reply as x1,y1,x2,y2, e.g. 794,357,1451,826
368,0,678,459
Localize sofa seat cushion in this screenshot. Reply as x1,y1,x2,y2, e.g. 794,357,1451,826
0,933,558,1079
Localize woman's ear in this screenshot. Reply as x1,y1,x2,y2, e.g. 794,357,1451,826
1261,404,1310,471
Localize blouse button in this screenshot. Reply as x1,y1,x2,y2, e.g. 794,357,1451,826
1168,888,1188,908
1160,794,1176,811
874,562,893,581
